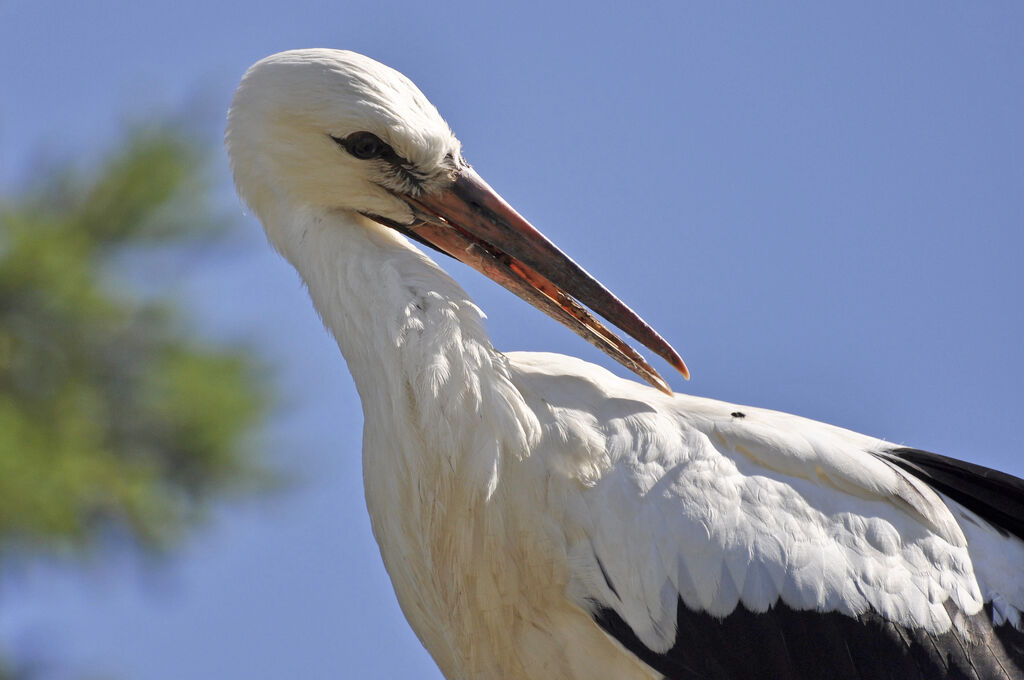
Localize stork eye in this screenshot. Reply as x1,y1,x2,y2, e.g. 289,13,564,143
333,131,391,160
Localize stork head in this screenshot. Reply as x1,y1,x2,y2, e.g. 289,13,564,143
227,49,460,226
227,49,687,392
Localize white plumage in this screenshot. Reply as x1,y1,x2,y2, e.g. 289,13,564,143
227,49,1024,679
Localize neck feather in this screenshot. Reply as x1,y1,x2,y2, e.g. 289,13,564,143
270,206,557,678
272,207,538,490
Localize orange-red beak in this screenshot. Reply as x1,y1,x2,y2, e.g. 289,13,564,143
374,164,688,394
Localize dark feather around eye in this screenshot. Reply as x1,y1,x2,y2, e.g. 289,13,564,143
330,131,393,160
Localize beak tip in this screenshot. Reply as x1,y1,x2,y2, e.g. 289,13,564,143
408,163,691,391
670,355,690,381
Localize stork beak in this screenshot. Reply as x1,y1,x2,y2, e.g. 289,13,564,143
376,164,688,394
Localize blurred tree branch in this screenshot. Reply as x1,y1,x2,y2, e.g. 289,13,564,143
0,129,273,675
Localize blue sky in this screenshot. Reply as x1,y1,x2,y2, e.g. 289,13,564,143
1,2,1022,678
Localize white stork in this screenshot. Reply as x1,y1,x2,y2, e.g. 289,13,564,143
226,49,1024,679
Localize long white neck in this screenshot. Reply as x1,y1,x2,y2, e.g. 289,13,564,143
270,206,547,676
271,205,537,465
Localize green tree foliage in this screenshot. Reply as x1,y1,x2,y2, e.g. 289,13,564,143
0,130,269,560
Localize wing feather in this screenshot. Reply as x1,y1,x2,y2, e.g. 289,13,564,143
509,352,1024,677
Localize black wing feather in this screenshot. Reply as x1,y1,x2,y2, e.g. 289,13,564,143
881,447,1024,541
593,599,1024,680
592,447,1024,679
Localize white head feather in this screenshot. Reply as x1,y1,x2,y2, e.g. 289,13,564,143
226,49,461,252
